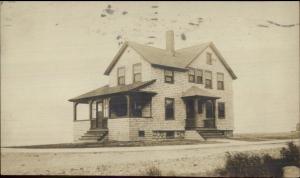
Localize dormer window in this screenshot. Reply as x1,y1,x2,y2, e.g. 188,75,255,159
117,67,125,85
164,69,174,83
133,63,142,83
206,53,212,65
205,71,212,89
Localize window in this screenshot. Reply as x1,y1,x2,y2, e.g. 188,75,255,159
205,71,213,89
217,73,224,90
218,102,225,118
165,98,174,120
196,69,203,84
133,63,142,83
207,53,212,65
138,131,145,137
164,69,174,83
132,100,143,117
166,131,175,139
198,100,203,114
188,69,195,83
117,67,125,85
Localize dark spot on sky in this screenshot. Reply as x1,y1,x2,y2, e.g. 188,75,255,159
118,41,124,46
181,33,186,41
105,8,114,15
146,42,154,45
55,23,59,26
122,11,128,15
154,12,158,14
257,24,269,28
188,22,198,26
148,36,156,38
151,5,159,8
266,20,297,28
101,14,106,17
150,18,158,21
107,4,111,9
116,35,122,40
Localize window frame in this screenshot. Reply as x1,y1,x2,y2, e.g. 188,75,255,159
196,69,203,84
188,68,195,83
217,72,224,90
164,69,174,84
206,52,212,65
165,98,175,120
117,67,125,85
218,102,225,119
138,130,145,137
132,63,142,83
204,70,213,89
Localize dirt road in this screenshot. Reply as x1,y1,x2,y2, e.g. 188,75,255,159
1,139,299,176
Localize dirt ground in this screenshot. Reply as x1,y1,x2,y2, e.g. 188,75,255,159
1,139,295,176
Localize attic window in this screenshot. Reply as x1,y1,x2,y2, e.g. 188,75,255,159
133,63,142,83
164,69,174,84
207,53,212,65
117,67,125,85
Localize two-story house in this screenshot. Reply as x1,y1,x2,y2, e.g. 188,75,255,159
69,30,237,142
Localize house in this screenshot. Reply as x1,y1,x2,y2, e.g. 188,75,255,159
69,31,237,142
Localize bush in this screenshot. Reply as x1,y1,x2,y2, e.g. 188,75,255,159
144,166,162,176
218,142,300,177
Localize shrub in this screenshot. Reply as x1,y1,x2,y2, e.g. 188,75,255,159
217,142,300,177
144,165,162,176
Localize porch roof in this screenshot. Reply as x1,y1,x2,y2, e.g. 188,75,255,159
69,79,156,103
182,86,220,99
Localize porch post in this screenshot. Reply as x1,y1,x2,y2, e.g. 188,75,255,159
73,102,78,121
89,100,94,129
212,99,216,128
126,95,131,117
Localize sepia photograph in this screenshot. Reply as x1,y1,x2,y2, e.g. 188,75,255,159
1,1,299,177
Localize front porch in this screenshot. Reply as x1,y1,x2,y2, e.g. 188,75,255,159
182,86,220,130
69,80,157,142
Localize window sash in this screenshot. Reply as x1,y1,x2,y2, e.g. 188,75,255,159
133,63,141,73
218,103,225,118
133,73,141,83
165,98,174,120
217,73,224,81
217,81,224,90
164,70,174,83
118,76,125,85
205,79,212,89
117,67,125,76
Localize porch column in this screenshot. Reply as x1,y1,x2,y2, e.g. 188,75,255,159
73,102,78,121
194,98,198,114
212,99,216,119
126,95,131,117
89,100,94,120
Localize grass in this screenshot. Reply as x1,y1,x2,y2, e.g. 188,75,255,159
216,142,300,177
230,131,300,142
5,139,219,149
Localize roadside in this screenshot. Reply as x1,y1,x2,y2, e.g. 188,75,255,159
1,139,299,175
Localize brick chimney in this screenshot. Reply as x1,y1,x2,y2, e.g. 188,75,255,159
166,30,175,56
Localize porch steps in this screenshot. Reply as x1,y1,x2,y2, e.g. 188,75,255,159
196,129,226,139
78,129,108,143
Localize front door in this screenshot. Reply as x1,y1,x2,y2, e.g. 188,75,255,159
204,100,215,128
186,99,195,128
91,101,104,129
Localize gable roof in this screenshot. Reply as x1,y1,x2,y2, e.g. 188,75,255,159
104,41,237,80
69,79,156,103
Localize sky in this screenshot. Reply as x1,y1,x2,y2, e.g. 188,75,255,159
1,1,299,146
